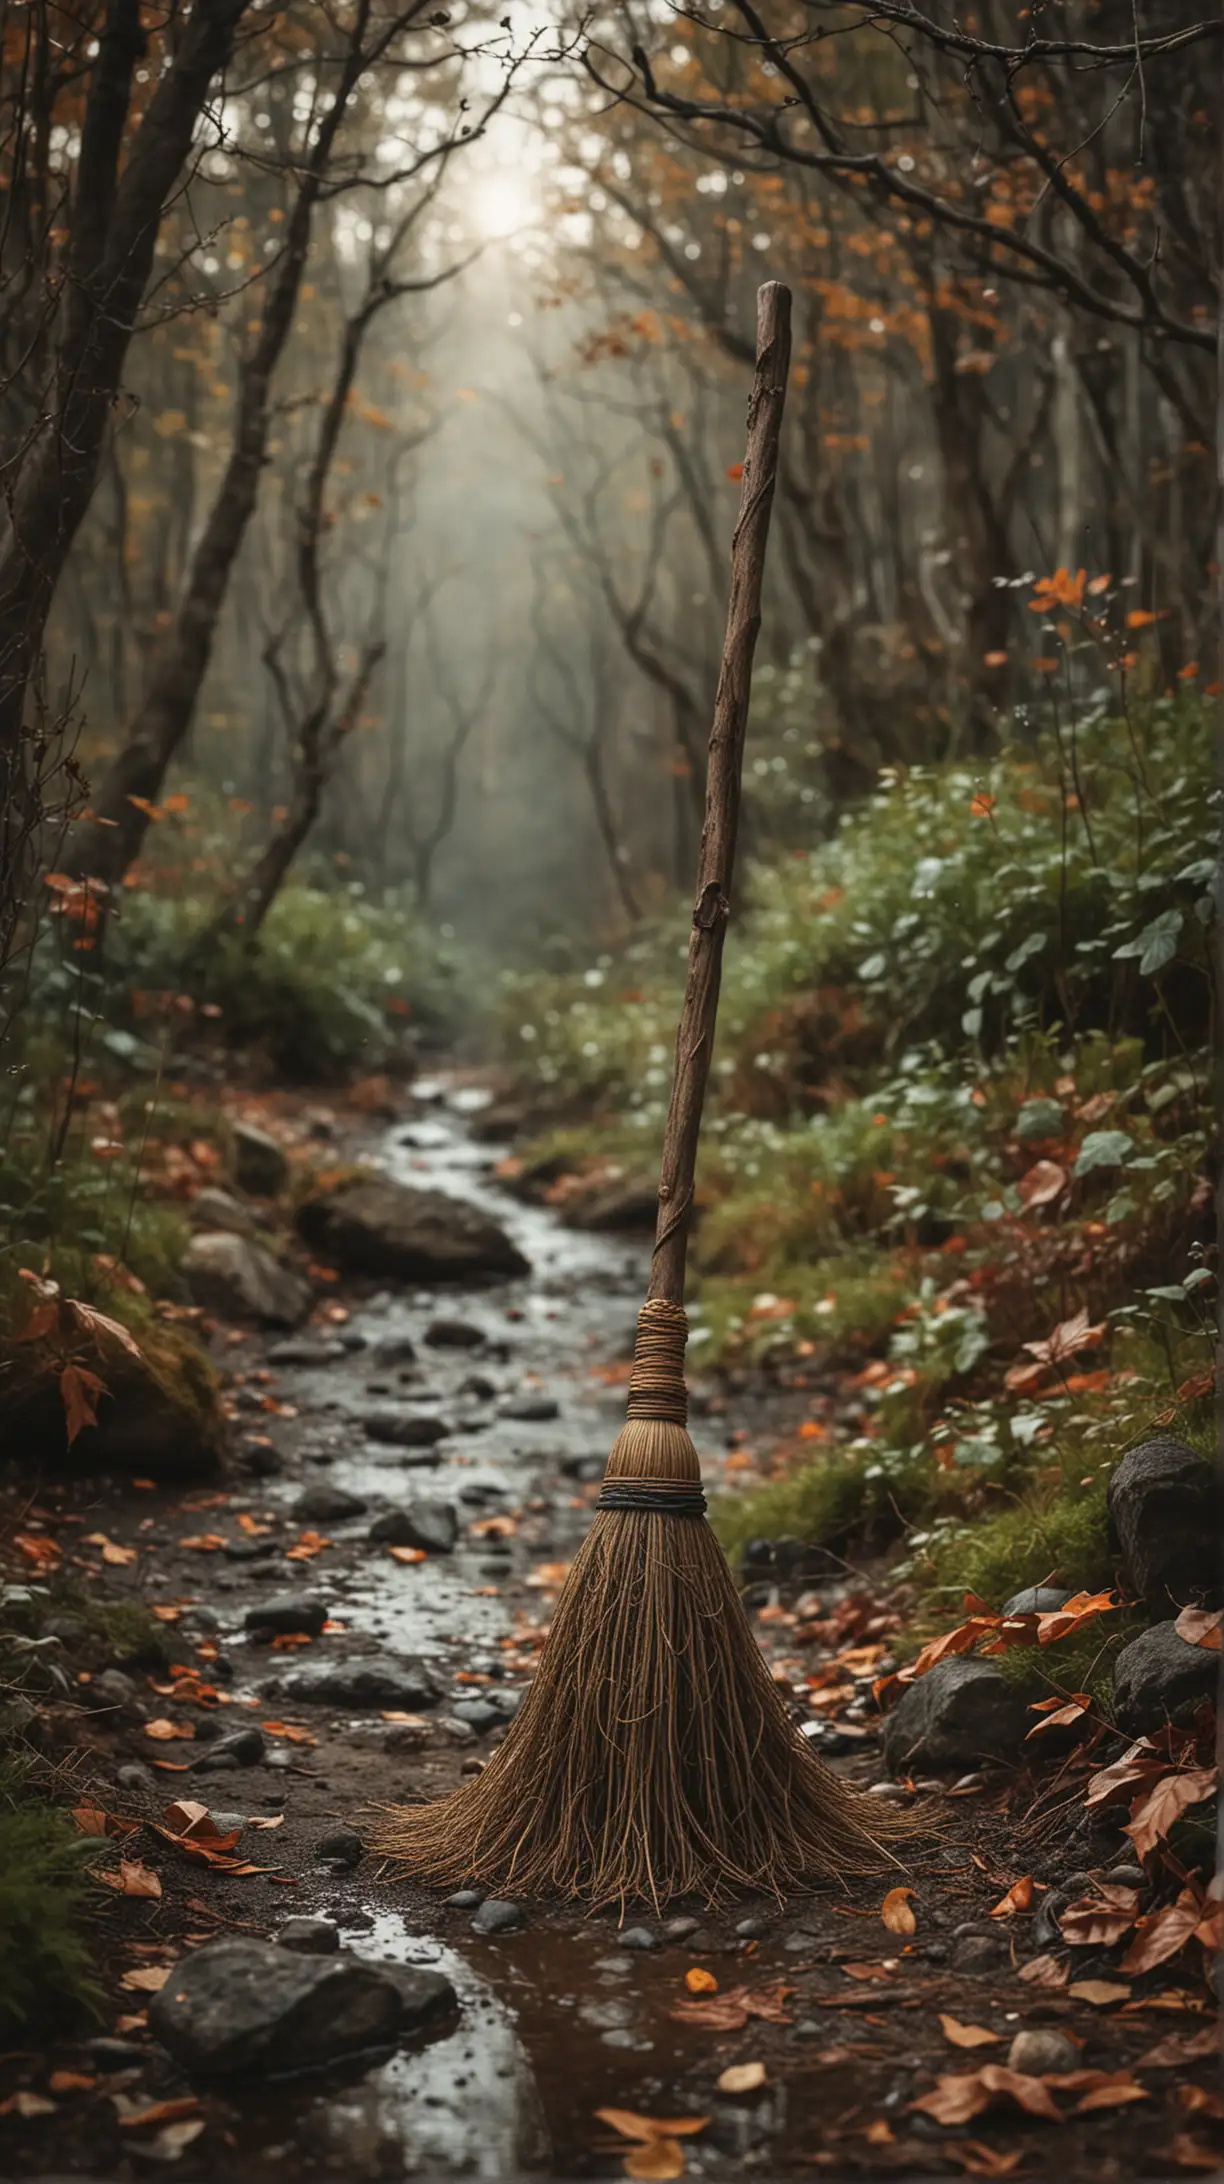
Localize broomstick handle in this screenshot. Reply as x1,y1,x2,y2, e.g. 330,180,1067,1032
646,280,792,1307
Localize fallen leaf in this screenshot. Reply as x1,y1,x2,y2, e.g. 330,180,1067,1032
673,1983,792,2032
83,1530,138,1566
388,1545,427,1565
717,2063,767,2094
863,2119,895,2144
260,1720,317,1744
148,2119,206,2160
99,1859,163,1899
1027,1696,1092,1739
1059,1885,1140,1947
1018,1160,1067,1207
990,1876,1034,1918
115,2096,201,2129
624,2142,686,2182
1075,2079,1151,2113
912,2066,1063,2127
178,1534,228,1552
1121,1890,1203,1974
881,1885,917,1935
1067,1980,1131,2005
1134,2028,1219,2068
49,2071,96,2093
1173,1608,1222,1652
1175,2086,1224,2120
952,2143,1024,2177
145,1720,195,1742
120,1965,172,1993
1170,2135,1224,2170
684,1967,718,1995
248,1814,285,1830
1126,1769,1217,1858
1018,1953,1069,1988
73,1805,115,1836
0,2091,56,2117
596,2109,708,2143
940,2015,1001,2050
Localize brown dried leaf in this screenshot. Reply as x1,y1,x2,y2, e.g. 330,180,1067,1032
1134,2028,1219,2069
881,1886,916,1935
596,2110,708,2143
1121,1890,1203,1975
912,2066,1063,2127
1066,1980,1131,2006
989,1875,1034,1918
624,2142,686,2182
1059,1885,1140,1947
1126,1769,1217,1858
120,1965,172,1993
940,2015,1001,2050
145,1720,194,1742
1018,1953,1069,1989
1173,1608,1222,1652
99,1859,162,1900
717,2063,767,2094
1018,1161,1067,1207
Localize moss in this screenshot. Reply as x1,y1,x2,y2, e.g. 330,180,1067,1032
0,1318,225,1479
0,1763,101,2037
712,1442,937,1562
915,1474,1115,1615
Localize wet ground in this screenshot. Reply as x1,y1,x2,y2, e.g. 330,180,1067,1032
2,1079,1220,2182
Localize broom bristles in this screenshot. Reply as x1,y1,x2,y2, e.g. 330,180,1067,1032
371,1412,909,1910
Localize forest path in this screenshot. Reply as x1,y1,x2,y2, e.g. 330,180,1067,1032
2,1078,1216,2182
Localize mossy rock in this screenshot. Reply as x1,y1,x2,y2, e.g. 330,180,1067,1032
0,1322,225,1480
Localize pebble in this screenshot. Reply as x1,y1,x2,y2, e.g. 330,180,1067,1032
116,1763,155,1793
790,2020,825,2040
243,1594,329,1639
1106,1864,1146,1889
952,1932,1007,1973
736,1917,770,1940
294,1484,367,1523
445,1890,485,1909
498,1396,559,1422
1008,2028,1078,2075
278,1917,341,1955
425,1318,485,1348
315,1826,363,1867
460,1757,485,1776
661,1916,700,1944
617,1928,658,1952
471,1898,523,1935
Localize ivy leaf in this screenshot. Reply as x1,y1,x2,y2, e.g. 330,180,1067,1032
1074,1130,1134,1176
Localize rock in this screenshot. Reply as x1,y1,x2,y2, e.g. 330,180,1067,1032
244,1595,330,1639
183,1232,311,1329
368,1500,458,1555
445,1890,484,1909
315,1826,363,1868
1112,1620,1218,1735
952,1932,1008,1973
3,1320,225,1481
882,1659,1027,1777
279,1918,340,1956
736,1917,770,1940
267,1338,348,1366
233,1123,290,1198
87,2037,148,2069
360,1411,450,1448
296,1178,529,1283
89,1668,140,1713
451,1700,498,1734
498,1395,559,1422
274,1655,442,1710
373,1336,418,1368
565,1179,659,1232
149,1937,454,2076
662,1917,700,1944
460,1374,499,1402
424,1318,485,1348
617,1928,658,1952
241,1443,284,1478
116,1762,155,1793
1106,1864,1146,1888
1107,1437,1221,1614
193,1726,266,1771
1001,1585,1074,1618
433,1715,476,1744
1008,2029,1078,2075
190,1186,258,1238
295,1485,367,1524
471,1898,523,1935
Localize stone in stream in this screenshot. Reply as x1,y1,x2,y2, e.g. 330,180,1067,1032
296,1177,529,1281
233,1123,290,1198
617,1928,658,1952
471,1898,523,1935
459,1373,499,1402
272,1654,443,1710
373,1335,419,1368
149,1937,454,2077
1111,1620,1218,1735
183,1232,312,1329
368,1501,458,1555
244,1594,330,1639
882,1658,1027,1777
445,1890,484,1909
279,1918,340,1956
267,1337,349,1366
359,1410,450,1448
661,1917,700,1944
190,1186,258,1238
424,1317,485,1348
294,1484,367,1524
498,1395,560,1423
1107,1437,1222,1614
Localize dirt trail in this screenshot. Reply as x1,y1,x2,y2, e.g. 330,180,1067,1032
2,1078,1218,2182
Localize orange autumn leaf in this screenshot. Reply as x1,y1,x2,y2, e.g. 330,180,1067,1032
989,1875,1034,1918
61,1365,108,1445
388,1545,427,1565
145,1720,195,1742
939,2015,1001,2050
120,1964,173,1993
99,1860,163,1900
684,1967,718,1995
596,2110,708,2144
881,1886,917,1935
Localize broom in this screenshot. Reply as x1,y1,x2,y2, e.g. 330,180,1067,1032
375,282,902,1907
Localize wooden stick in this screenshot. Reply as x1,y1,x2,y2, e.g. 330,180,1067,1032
647,280,792,1307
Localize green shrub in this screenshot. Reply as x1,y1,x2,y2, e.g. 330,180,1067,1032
0,1762,100,2036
